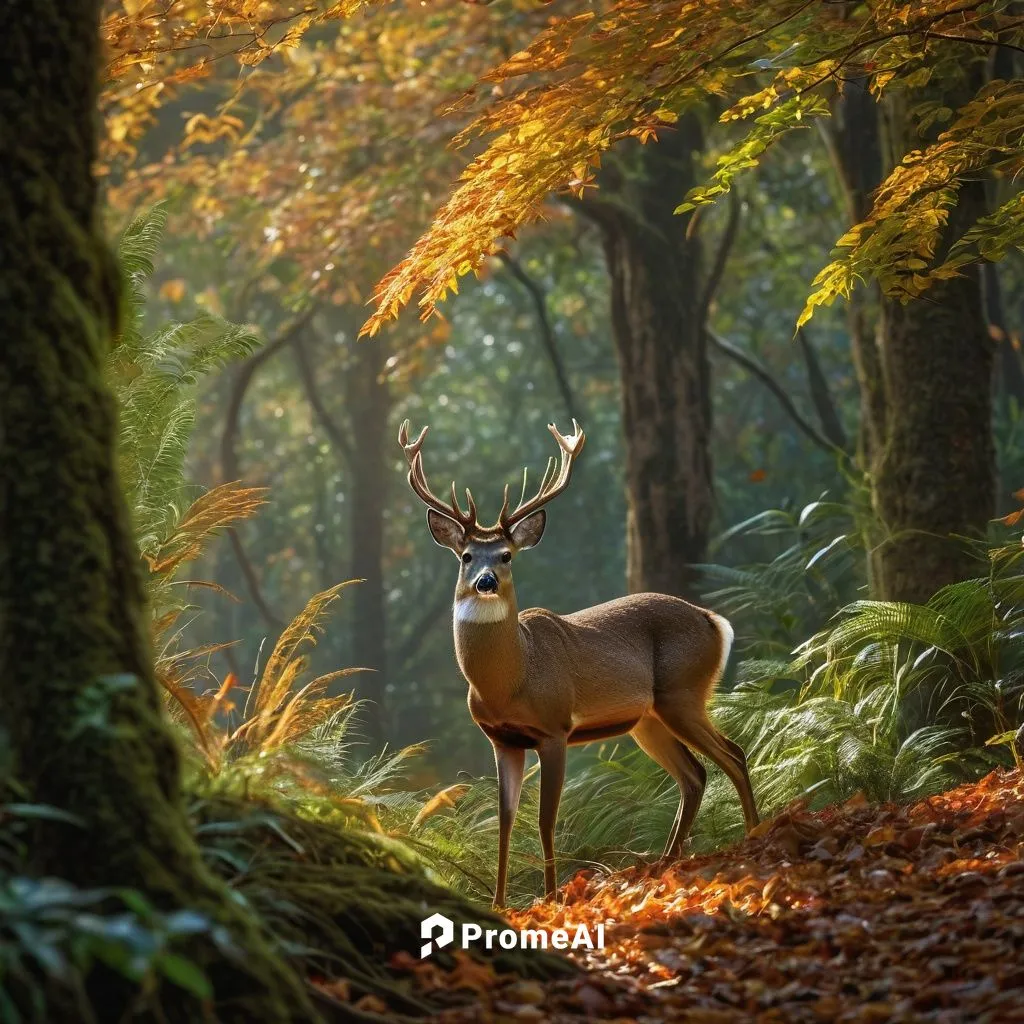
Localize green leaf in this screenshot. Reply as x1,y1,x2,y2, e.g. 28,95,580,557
155,952,213,999
985,730,1018,748
1,804,86,828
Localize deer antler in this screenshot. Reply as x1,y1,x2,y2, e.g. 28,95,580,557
398,420,478,531
498,419,585,534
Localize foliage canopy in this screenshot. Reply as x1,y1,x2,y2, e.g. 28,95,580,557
357,0,1024,331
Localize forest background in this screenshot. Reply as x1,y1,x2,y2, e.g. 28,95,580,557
95,0,1024,900
8,3,1024,1019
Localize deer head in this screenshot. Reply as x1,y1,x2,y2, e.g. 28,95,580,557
397,419,585,616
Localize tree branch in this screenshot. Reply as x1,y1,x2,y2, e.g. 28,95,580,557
795,328,849,451
697,188,742,331
497,251,579,423
220,306,316,630
707,329,841,456
292,332,358,467
226,531,283,631
394,575,452,678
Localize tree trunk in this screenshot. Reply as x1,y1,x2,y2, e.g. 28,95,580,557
345,337,389,743
590,119,712,597
832,81,886,470
983,261,1024,413
872,82,996,604
986,13,1024,413
295,314,390,744
0,6,316,1020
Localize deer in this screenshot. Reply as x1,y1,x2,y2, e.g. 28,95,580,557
398,418,759,907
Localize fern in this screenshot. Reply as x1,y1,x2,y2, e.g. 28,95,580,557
110,206,260,559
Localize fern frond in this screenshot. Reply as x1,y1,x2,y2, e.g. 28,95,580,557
255,582,360,717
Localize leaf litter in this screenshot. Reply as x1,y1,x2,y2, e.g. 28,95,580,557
374,768,1024,1021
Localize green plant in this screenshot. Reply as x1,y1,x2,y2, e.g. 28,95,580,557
0,873,229,1023
111,206,260,560
697,492,868,660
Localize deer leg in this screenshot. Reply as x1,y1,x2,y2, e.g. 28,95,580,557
631,717,707,858
536,736,566,900
655,706,759,831
493,743,526,909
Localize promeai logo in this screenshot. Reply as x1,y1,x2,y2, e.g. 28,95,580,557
419,912,605,958
420,912,455,958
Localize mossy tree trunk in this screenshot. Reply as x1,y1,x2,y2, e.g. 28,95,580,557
872,78,995,605
0,5,319,1020
585,119,712,598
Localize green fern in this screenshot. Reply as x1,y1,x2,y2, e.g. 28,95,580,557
109,205,259,559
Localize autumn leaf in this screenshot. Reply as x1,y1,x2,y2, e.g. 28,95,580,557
413,783,472,828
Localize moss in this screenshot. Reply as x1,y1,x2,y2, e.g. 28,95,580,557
193,796,576,1016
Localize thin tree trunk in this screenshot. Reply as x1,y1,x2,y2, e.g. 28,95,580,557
588,119,712,597
872,80,995,604
983,262,1024,413
0,6,317,1020
344,336,389,744
986,4,1024,413
295,320,389,744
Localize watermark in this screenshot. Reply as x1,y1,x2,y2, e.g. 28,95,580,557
420,912,605,958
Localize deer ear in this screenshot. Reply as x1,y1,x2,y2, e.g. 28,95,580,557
426,509,466,553
510,509,546,550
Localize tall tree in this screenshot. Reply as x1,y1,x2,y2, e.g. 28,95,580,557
827,70,996,603
871,74,995,603
828,79,885,473
0,5,317,1019
295,312,391,742
582,124,713,596
344,335,390,726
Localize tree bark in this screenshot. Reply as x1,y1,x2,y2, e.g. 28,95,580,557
872,80,996,604
829,76,996,603
0,5,317,1020
588,119,712,598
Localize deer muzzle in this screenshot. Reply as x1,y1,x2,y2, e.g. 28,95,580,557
475,571,499,595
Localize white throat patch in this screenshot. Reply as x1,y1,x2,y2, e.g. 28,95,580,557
455,596,510,624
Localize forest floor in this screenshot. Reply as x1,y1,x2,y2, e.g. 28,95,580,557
378,768,1024,1022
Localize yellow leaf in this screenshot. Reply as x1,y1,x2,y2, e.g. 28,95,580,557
413,783,472,828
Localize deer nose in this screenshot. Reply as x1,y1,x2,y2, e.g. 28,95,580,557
475,571,499,595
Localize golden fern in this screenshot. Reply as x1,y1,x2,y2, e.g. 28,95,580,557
163,582,369,777
146,482,268,580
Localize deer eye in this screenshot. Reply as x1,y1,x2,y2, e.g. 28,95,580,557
461,551,472,564
501,551,512,563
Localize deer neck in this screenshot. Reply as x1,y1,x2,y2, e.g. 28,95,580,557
453,586,523,707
